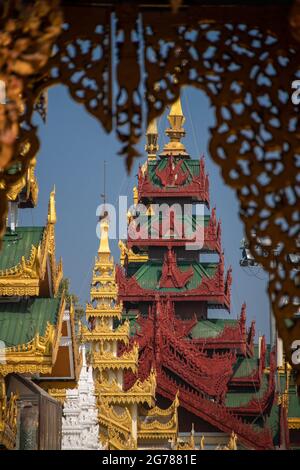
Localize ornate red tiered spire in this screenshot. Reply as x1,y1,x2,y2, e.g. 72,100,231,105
118,96,278,449
138,155,210,203
123,298,236,400
127,203,221,251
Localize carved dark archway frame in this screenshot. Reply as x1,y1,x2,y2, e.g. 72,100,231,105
1,2,300,383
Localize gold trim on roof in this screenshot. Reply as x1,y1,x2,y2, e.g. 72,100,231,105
138,415,177,433
176,426,198,451
80,319,130,344
90,343,138,372
138,392,178,440
99,400,132,434
0,294,65,376
96,369,156,407
108,425,137,450
119,240,148,266
48,388,67,405
0,189,63,297
93,259,115,272
139,391,179,417
90,286,118,300
288,418,300,429
85,302,122,321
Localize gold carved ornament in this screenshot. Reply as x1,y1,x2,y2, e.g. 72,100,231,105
137,391,178,440
98,398,132,435
0,376,17,449
96,368,156,407
90,342,139,373
288,417,300,429
80,318,130,344
47,387,66,405
85,302,123,321
0,188,63,296
1,3,300,380
0,0,63,243
107,424,137,451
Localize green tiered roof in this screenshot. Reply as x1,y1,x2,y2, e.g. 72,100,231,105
288,389,300,419
190,318,238,339
225,374,269,408
127,260,217,292
147,158,202,188
263,403,281,446
0,227,44,270
0,298,61,347
231,355,259,379
129,214,211,241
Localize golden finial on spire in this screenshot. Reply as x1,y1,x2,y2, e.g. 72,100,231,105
161,96,188,157
47,185,56,224
98,214,110,255
98,159,111,256
145,118,159,160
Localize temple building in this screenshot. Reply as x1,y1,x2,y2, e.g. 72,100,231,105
0,168,80,449
115,97,300,450
0,96,299,450
80,213,179,450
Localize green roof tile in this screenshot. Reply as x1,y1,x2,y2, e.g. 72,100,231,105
266,403,280,444
225,374,269,408
132,260,217,292
288,392,300,418
190,319,238,339
136,214,210,236
232,356,258,379
0,227,44,271
0,298,61,347
147,159,202,188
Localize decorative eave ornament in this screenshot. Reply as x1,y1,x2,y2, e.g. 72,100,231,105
0,188,62,296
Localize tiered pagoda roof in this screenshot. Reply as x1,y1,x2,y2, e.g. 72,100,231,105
117,97,287,450
117,249,231,308
0,190,66,377
0,188,80,448
127,208,221,251
138,156,210,202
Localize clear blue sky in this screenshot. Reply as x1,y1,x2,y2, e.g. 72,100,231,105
19,85,270,340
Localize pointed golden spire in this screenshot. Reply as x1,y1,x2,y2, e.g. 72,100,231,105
47,186,56,224
161,96,188,157
145,118,159,160
169,97,184,125
98,215,110,255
